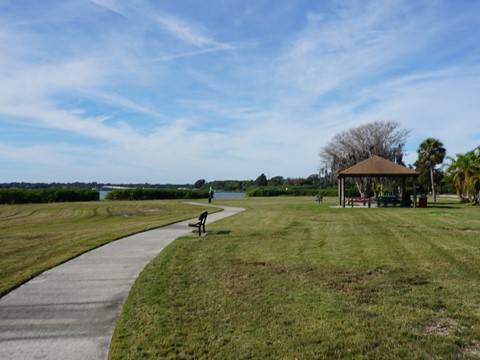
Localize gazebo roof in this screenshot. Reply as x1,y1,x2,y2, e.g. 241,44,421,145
338,155,419,178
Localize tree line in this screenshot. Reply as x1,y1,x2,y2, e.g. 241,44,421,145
0,182,194,191
194,174,337,192
105,189,209,201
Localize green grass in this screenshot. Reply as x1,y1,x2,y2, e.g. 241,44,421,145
0,200,217,296
110,197,480,359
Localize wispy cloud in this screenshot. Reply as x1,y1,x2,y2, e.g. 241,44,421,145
155,13,217,48
274,1,438,103
89,0,122,14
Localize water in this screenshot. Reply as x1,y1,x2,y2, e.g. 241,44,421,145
212,191,246,199
99,190,111,200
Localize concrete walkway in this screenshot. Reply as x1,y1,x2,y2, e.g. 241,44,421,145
0,203,244,360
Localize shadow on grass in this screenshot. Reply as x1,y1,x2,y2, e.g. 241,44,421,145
423,201,462,209
180,230,233,239
210,230,232,235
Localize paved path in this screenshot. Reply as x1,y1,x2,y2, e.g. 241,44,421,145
0,203,244,360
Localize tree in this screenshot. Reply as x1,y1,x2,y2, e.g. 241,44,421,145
305,174,321,187
255,173,268,186
319,120,410,196
194,179,206,189
416,138,446,202
446,146,480,205
268,176,285,186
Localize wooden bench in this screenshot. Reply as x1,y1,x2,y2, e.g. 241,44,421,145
188,211,208,236
347,197,371,208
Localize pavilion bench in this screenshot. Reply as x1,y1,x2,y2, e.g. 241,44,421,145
188,211,208,236
347,197,371,208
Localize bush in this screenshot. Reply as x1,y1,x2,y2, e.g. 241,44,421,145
246,186,358,197
0,188,100,204
105,188,209,200
246,186,360,197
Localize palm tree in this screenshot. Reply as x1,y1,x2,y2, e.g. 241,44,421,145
416,138,446,202
447,146,480,205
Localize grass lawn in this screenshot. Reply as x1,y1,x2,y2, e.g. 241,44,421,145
0,200,216,297
110,196,480,359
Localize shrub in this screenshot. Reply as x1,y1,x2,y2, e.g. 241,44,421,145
105,188,209,200
246,186,359,197
0,188,100,204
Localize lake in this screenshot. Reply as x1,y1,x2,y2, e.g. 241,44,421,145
212,191,247,198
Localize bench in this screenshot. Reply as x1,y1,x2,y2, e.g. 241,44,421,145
347,197,371,208
188,211,208,236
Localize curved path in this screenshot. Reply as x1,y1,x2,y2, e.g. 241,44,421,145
0,203,244,360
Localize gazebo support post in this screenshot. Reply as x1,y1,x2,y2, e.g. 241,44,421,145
338,178,342,206
413,178,417,208
337,177,346,207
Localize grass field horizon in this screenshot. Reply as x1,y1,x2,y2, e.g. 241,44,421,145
109,196,480,359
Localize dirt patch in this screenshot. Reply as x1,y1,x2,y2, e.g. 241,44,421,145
464,341,480,358
123,212,144,217
425,318,459,337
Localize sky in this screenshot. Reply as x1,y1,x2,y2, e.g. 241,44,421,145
1,0,479,184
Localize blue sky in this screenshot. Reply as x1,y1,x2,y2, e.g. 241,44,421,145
1,0,479,183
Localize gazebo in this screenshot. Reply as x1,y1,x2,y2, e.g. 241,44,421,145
337,155,420,208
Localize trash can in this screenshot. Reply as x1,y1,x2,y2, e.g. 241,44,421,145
419,194,427,208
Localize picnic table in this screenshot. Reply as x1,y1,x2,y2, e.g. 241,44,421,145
376,195,399,207
347,197,371,208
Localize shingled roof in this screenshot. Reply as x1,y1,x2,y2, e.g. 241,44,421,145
338,155,419,177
